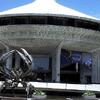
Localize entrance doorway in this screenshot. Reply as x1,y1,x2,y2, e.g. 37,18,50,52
60,49,81,83
60,63,80,83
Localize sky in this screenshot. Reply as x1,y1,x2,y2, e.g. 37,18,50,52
0,0,100,19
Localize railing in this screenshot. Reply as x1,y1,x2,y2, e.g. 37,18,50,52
1,81,100,92
0,96,27,100
29,82,100,92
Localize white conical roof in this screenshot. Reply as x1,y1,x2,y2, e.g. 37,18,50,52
0,0,99,20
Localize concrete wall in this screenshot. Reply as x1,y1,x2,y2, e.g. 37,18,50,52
92,50,100,83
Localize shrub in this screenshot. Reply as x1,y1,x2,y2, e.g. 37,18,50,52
33,90,46,96
82,91,95,96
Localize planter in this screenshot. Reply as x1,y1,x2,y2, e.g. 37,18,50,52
27,98,32,100
32,95,47,100
83,95,96,100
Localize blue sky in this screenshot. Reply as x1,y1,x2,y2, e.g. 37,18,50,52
0,0,100,18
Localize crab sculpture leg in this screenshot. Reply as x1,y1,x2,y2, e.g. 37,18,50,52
0,48,34,93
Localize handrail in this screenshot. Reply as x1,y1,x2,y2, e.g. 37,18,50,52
0,96,26,100
0,81,100,92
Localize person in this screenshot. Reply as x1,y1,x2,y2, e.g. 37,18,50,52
76,62,79,72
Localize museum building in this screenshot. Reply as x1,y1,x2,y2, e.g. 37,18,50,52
0,0,100,84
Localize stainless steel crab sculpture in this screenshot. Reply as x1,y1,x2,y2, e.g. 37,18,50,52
0,48,34,90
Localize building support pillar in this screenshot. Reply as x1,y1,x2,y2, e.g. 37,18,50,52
6,48,12,72
0,41,12,73
80,53,86,83
15,53,20,68
80,53,92,84
52,42,63,82
92,50,100,83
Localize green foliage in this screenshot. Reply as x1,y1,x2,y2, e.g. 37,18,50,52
33,90,46,96
82,91,95,96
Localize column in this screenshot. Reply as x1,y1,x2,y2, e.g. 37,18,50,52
52,42,63,82
6,48,12,70
80,53,86,84
80,53,92,84
15,53,20,68
92,50,100,83
31,55,35,70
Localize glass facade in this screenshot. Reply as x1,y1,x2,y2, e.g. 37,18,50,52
33,57,49,71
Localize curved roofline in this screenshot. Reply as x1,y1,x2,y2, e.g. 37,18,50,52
0,13,100,23
0,0,99,21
